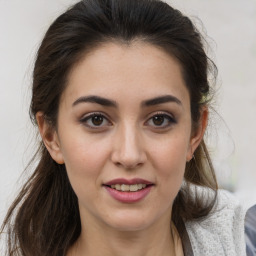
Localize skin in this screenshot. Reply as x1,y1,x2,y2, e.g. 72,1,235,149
37,42,207,256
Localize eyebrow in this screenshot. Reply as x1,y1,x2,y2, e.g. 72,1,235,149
141,95,182,107
72,95,117,107
72,94,182,108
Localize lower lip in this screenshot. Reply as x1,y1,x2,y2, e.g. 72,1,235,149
104,186,152,203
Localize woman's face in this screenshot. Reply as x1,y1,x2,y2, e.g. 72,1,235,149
41,42,204,232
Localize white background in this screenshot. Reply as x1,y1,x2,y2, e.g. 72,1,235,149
1,0,256,226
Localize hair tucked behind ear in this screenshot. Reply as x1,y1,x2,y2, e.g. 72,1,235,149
1,0,218,255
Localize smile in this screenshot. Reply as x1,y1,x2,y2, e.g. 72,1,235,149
103,178,154,203
109,184,147,192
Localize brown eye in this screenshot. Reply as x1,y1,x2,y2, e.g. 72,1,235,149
80,113,112,129
91,115,104,126
152,116,165,126
146,113,177,129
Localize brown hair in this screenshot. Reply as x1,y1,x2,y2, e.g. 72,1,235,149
1,0,218,255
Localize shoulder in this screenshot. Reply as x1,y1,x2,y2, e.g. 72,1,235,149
185,188,246,256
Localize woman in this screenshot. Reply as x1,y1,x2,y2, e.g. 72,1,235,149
1,0,246,255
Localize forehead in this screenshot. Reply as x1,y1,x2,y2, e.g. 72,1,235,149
61,42,189,108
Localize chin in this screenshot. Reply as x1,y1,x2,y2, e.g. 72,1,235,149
104,210,157,232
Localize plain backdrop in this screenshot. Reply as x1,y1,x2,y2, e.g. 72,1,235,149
1,0,256,226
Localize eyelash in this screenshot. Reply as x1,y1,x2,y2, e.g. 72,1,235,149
80,112,112,129
145,112,177,129
79,112,176,130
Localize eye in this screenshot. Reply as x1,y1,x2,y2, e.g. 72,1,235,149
146,112,176,129
80,112,112,129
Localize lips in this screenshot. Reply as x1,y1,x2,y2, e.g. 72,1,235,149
103,178,154,203
110,184,147,192
104,178,153,186
103,178,153,192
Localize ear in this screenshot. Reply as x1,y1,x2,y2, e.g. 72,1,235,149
36,112,64,164
186,107,208,162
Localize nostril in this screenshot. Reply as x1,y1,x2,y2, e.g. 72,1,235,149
110,140,147,169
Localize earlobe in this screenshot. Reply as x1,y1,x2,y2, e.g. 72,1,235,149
186,107,208,161
36,112,64,164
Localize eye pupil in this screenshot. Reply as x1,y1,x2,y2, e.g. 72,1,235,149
92,115,103,126
153,116,164,126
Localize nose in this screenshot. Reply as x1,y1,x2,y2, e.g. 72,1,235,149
111,123,147,169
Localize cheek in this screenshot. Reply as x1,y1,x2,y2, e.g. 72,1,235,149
60,137,112,206
59,132,111,185
150,135,189,191
152,134,189,168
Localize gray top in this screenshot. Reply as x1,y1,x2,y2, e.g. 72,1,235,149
181,188,246,256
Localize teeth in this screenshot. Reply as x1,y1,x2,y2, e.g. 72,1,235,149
110,184,148,192
130,184,138,192
121,184,129,191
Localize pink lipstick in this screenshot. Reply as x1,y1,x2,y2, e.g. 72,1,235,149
104,178,152,186
103,178,154,203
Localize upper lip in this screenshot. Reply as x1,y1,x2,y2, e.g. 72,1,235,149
104,178,153,186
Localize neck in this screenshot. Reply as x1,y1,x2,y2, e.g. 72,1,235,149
68,212,176,256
